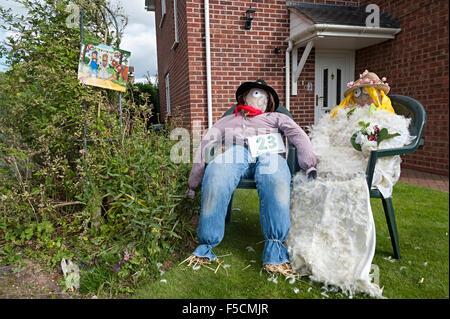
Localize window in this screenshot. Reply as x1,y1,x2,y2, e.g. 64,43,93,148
165,73,171,116
159,0,166,28
172,0,179,49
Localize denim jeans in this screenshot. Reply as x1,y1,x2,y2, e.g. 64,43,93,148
192,145,291,265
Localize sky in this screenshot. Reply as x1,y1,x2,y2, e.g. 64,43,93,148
0,0,158,83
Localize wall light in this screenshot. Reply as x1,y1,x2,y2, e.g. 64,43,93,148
245,7,255,30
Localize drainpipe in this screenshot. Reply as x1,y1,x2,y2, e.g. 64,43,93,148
285,40,293,111
204,0,213,129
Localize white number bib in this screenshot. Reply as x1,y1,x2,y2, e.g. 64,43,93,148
247,133,286,157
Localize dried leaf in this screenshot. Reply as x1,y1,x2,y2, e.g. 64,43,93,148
241,264,251,271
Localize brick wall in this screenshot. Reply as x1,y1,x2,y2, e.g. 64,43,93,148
357,0,449,175
185,0,360,134
186,0,291,136
155,0,191,129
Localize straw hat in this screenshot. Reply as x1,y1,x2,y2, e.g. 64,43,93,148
344,70,390,97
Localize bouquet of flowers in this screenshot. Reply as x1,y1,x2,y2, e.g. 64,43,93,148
351,121,400,153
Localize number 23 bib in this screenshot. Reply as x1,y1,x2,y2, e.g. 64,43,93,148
247,133,286,157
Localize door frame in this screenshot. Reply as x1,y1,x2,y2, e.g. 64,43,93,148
314,49,355,124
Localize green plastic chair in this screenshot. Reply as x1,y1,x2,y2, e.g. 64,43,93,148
216,105,300,224
366,94,426,259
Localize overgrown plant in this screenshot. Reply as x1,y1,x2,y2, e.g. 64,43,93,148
0,0,199,297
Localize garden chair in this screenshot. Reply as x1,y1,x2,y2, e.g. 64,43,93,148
366,94,426,259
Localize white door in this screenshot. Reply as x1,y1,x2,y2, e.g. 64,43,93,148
314,50,355,124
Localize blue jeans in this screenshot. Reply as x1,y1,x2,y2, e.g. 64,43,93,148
192,145,291,265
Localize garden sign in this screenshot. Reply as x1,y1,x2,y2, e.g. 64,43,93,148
78,41,131,92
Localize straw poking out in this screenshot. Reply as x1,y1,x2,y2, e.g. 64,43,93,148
263,262,308,278
179,254,222,272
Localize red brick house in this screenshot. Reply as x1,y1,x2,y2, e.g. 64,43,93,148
146,0,448,175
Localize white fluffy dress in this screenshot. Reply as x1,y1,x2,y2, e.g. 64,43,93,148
286,107,413,298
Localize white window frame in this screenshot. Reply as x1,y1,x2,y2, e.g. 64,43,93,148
165,73,171,116
171,0,179,50
159,0,166,28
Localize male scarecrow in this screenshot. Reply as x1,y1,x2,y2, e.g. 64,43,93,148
185,80,318,275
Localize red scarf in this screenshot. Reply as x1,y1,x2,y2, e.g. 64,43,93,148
235,105,263,117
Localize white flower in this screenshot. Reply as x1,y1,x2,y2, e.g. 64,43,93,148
362,140,378,154
355,131,368,145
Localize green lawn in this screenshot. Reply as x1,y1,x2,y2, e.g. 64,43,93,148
133,182,449,299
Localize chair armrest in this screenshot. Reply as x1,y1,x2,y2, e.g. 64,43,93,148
365,140,421,189
374,142,421,158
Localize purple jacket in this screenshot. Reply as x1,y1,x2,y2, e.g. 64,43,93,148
188,111,318,191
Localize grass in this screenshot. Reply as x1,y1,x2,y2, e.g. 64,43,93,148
133,182,449,299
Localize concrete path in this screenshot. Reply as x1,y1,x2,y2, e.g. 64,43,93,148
400,168,449,192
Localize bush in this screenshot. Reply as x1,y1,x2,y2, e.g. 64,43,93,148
83,116,199,254
0,0,200,296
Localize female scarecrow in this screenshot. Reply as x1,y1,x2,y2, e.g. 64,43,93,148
185,79,317,275
286,71,413,297
330,69,395,117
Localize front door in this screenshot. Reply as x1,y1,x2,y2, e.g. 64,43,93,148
314,50,355,124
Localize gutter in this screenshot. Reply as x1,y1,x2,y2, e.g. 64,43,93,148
204,0,213,129
286,24,402,44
